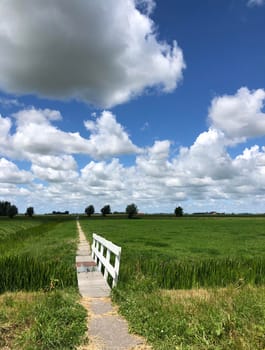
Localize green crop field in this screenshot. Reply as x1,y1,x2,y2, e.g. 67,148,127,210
0,216,42,240
80,216,265,349
0,216,87,349
79,216,265,258
80,216,265,288
0,216,78,292
1,216,265,349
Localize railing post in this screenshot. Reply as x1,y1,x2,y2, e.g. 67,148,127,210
113,248,121,287
92,236,96,260
104,249,111,281
98,243,104,271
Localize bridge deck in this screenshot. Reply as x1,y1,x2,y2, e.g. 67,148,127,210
76,224,111,298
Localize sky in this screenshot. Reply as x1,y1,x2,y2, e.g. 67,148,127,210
0,0,265,214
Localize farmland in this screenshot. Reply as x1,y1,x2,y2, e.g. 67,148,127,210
80,216,265,349
80,216,265,288
1,215,265,349
0,216,87,349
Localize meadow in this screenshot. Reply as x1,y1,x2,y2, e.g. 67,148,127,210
0,216,87,349
1,215,265,349
80,216,265,349
80,216,265,288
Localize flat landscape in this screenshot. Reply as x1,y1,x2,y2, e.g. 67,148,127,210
1,215,265,349
80,216,265,349
80,216,265,288
80,216,265,259
1,1,265,349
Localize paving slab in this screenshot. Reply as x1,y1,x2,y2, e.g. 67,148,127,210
89,314,143,349
78,271,111,297
88,299,143,349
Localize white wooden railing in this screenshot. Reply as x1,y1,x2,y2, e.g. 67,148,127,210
92,233,122,288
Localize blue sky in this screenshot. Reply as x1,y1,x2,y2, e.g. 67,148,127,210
0,0,265,214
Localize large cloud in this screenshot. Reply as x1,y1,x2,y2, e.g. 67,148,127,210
0,108,139,159
2,88,265,213
0,0,185,107
31,155,78,183
209,87,265,141
0,158,33,184
84,111,140,158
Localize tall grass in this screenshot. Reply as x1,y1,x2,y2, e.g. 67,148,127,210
119,254,265,289
0,218,78,293
0,255,76,293
80,217,265,289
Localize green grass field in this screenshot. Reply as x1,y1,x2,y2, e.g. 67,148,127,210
0,216,78,292
80,216,265,288
1,216,265,349
0,216,43,241
80,216,265,258
80,216,265,349
0,216,87,349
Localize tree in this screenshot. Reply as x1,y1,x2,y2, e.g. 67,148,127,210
26,206,34,217
7,205,18,218
0,201,11,216
85,205,95,217
101,205,111,216
0,201,18,217
174,206,183,217
126,203,138,219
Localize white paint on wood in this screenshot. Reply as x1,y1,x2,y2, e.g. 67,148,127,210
92,233,122,288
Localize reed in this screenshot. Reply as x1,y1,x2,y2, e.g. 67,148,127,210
119,254,265,289
80,217,265,289
0,218,77,293
0,254,77,293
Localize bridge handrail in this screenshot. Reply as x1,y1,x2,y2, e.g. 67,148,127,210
92,233,122,288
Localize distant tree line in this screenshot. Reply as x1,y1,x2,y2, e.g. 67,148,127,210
0,201,18,218
84,204,184,218
0,200,184,219
52,210,69,215
84,203,184,219
85,203,139,219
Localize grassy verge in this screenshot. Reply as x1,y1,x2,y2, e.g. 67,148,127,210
0,289,87,350
0,217,88,349
113,279,265,349
0,219,78,293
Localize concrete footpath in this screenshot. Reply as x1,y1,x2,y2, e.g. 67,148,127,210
76,221,151,350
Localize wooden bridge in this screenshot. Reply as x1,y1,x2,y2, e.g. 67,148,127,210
75,221,149,349
76,221,122,297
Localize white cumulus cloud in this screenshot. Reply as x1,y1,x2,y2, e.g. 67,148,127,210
0,0,185,107
0,158,33,184
30,155,78,183
209,87,265,141
1,87,265,213
0,108,139,160
84,111,140,158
